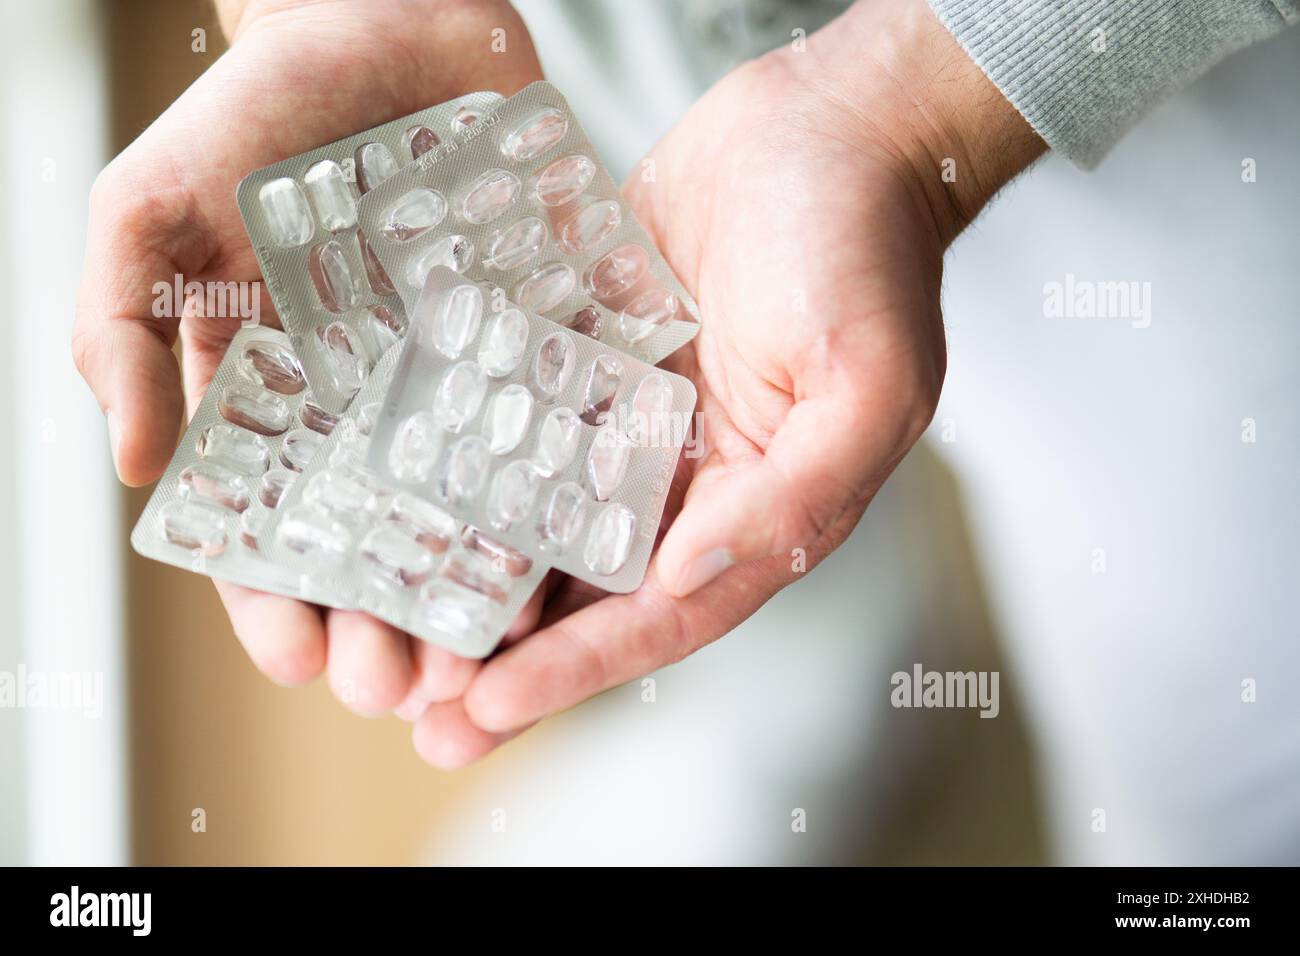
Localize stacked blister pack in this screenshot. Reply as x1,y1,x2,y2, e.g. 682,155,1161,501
132,82,701,658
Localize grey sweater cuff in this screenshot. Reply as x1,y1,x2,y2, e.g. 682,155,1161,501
928,0,1300,168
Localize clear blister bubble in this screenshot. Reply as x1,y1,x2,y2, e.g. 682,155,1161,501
178,461,252,513
584,503,636,575
514,262,575,315
197,423,270,476
257,178,314,248
477,307,529,378
483,383,533,455
432,361,488,433
304,160,357,232
531,329,576,401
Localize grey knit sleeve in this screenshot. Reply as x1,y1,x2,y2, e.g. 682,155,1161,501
927,0,1300,167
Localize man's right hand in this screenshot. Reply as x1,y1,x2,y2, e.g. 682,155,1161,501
73,0,546,714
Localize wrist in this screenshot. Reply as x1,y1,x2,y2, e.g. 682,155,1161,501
784,0,1045,247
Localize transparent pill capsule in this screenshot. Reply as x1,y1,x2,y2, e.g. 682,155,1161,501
564,305,603,339
513,262,575,315
361,525,434,588
453,105,483,129
316,320,370,392
477,307,528,378
427,282,482,358
197,423,269,476
501,106,568,161
389,411,443,484
276,505,352,563
628,373,674,445
534,153,596,207
407,234,475,288
620,287,679,345
299,399,339,436
280,427,325,472
219,384,291,436
307,240,357,313
178,461,251,513
257,178,314,248
405,125,440,159
416,578,492,643
531,406,581,478
461,526,533,576
530,329,575,401
303,160,356,232
158,500,228,556
579,355,623,425
437,435,491,508
382,187,447,241
384,493,457,553
238,338,305,395
482,216,547,271
432,361,487,433
557,199,622,254
259,468,296,509
583,243,649,307
460,169,520,225
357,230,395,296
360,304,405,360
586,426,633,501
584,502,636,576
356,401,382,437
536,481,586,555
355,141,399,193
486,459,541,533
239,508,266,550
438,549,509,604
482,384,533,455
303,469,378,518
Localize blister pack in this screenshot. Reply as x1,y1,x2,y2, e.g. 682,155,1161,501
262,339,546,657
354,81,700,369
130,327,340,598
365,267,696,595
236,92,505,413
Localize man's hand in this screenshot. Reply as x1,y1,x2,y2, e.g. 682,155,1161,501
73,0,545,710
407,0,1045,767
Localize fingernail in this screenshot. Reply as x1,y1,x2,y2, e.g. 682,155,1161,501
674,548,733,597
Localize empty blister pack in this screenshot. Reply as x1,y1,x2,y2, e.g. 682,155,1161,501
237,91,505,413
366,267,696,594
355,81,700,369
130,327,343,597
262,342,546,658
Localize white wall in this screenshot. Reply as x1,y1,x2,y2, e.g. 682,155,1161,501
0,0,127,865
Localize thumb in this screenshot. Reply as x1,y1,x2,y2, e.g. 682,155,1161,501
72,166,188,486
656,372,933,597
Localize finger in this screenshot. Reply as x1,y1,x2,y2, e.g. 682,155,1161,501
406,638,481,705
213,579,327,687
72,165,199,485
657,339,938,596
463,555,790,733
325,611,413,716
411,699,528,770
501,572,554,645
